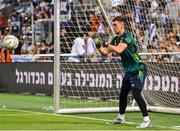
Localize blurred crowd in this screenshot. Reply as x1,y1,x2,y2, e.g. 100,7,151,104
0,0,179,62
108,0,180,62
0,0,52,56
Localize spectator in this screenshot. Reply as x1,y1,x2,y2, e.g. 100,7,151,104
111,0,124,8
89,11,101,32
11,23,20,36
48,42,54,54
167,29,180,42
21,41,34,54
111,0,125,15
39,0,47,9
0,48,12,62
158,0,168,9
147,45,157,53
10,10,20,22
147,19,161,46
167,36,180,52
147,45,158,62
4,27,11,36
39,40,48,54
98,20,106,39
0,12,8,35
38,40,50,60
137,30,148,52
171,42,180,62
5,0,19,6
176,10,180,38
134,0,142,25
150,0,159,18
14,35,23,54
175,0,180,6
158,46,170,62
86,31,98,62
68,33,86,62
159,8,171,29
110,7,121,18
60,27,70,53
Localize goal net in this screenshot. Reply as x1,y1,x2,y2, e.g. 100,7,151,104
55,0,180,114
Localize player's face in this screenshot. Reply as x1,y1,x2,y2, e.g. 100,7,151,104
112,21,124,35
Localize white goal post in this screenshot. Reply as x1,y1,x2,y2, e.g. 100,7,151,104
51,0,180,114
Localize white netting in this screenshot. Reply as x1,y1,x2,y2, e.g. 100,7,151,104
57,53,180,113
99,0,180,112
54,0,180,113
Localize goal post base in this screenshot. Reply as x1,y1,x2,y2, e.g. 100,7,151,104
149,106,180,115
57,107,141,114
57,106,180,114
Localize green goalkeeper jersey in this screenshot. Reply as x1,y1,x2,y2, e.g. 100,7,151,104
110,31,143,73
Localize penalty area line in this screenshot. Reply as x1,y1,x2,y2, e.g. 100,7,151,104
0,108,178,130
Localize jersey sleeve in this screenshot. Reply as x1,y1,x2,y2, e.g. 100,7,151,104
122,34,133,45
123,34,138,52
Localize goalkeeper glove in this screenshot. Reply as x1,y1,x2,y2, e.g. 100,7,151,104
92,36,110,49
102,40,109,47
92,36,104,49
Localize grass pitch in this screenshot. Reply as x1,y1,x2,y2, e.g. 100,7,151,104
0,93,180,130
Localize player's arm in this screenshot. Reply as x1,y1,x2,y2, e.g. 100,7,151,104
107,42,127,53
98,46,111,55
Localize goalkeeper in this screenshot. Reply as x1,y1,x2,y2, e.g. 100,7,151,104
93,16,152,128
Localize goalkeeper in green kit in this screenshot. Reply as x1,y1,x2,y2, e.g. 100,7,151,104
93,16,152,128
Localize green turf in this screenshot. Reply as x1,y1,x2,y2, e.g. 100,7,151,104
0,109,174,130
0,93,53,112
0,93,180,130
0,93,118,111
72,112,180,129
